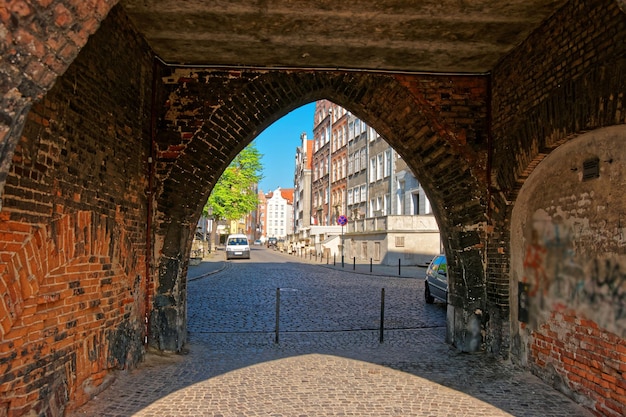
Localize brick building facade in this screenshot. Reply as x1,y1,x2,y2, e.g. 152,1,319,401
0,1,625,415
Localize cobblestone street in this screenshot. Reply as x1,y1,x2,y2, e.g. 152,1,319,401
69,248,593,416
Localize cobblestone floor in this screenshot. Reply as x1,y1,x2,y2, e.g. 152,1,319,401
69,249,593,416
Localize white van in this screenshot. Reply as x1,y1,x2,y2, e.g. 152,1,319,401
225,234,250,260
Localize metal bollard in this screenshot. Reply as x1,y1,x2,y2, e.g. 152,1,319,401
353,256,356,270
370,258,373,273
379,288,385,343
398,258,401,276
275,288,280,344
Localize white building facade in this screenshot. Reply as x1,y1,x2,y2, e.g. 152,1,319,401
266,187,294,239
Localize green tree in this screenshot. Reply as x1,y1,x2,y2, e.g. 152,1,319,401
203,144,263,221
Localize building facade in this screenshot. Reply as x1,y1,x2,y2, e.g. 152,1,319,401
330,107,348,224
257,190,268,241
311,100,333,226
293,132,313,245
345,112,440,265
263,187,294,239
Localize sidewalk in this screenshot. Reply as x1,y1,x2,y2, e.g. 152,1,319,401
278,249,427,279
187,247,427,280
187,249,227,281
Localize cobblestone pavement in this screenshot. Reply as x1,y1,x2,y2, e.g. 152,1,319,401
69,248,593,417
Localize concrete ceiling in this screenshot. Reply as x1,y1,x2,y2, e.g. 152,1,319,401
120,0,567,73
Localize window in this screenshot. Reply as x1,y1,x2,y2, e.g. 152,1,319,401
384,150,392,177
370,157,376,182
354,187,360,203
377,154,383,181
348,189,353,205
411,192,419,215
395,236,405,247
360,149,366,171
348,154,354,175
397,180,405,215
360,185,367,202
354,151,360,172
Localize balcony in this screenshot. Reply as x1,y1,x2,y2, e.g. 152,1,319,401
348,214,438,233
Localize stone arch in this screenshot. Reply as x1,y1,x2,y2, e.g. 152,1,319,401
150,67,490,352
509,125,626,410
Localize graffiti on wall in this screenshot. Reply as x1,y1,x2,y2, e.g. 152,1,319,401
521,208,626,336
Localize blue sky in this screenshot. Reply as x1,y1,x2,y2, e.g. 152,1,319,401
253,102,315,193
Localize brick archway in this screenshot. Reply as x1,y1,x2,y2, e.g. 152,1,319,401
149,67,490,352
509,125,626,413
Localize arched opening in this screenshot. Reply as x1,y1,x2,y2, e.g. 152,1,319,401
510,125,626,406
150,67,490,354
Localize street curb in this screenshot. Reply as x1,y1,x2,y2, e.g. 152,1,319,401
187,260,228,281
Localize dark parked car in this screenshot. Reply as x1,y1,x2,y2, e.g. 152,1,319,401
267,237,278,248
425,254,447,304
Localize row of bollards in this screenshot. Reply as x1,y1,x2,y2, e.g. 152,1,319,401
275,287,386,344
301,250,403,277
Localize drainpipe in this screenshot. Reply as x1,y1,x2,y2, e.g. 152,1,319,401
144,56,159,346
486,75,493,220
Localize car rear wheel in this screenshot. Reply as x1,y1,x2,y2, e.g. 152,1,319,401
425,283,434,304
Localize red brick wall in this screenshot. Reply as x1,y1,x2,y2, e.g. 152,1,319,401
0,7,152,416
490,0,626,414
0,1,621,415
531,309,626,416
0,0,116,194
